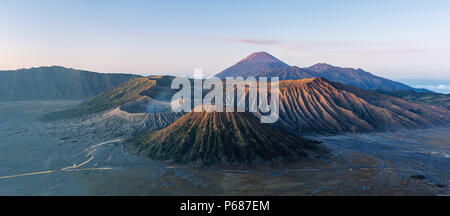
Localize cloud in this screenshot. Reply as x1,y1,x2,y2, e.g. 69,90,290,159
123,32,425,55
229,38,279,45
335,48,424,55
413,84,450,93
414,84,450,89
220,37,310,51
222,37,424,54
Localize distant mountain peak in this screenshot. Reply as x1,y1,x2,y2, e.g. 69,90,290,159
307,63,341,72
307,63,367,73
238,52,287,64
215,52,418,92
216,52,290,78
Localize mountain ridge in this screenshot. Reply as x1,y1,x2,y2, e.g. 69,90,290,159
216,52,291,78
127,105,326,165
274,78,449,134
43,75,450,134
40,77,156,121
215,52,421,92
0,66,140,101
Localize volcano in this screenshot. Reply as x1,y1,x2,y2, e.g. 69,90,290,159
216,52,420,92
216,52,290,78
127,105,325,165
275,78,450,134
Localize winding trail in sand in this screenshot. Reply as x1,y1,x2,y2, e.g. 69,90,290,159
0,139,123,180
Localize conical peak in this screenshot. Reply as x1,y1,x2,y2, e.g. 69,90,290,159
238,52,287,64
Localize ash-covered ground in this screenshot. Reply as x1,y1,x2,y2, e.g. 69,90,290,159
0,101,448,195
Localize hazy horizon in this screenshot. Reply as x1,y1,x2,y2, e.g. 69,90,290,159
1,1,450,197
1,0,450,81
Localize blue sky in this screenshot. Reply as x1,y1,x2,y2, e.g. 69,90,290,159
1,0,450,84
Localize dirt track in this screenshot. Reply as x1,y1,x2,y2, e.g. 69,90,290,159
0,101,448,195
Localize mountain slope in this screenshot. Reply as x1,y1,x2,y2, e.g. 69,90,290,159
253,66,316,79
216,52,290,78
42,73,450,136
41,75,184,121
215,52,418,92
41,77,157,121
254,64,416,91
0,66,140,101
276,78,450,134
128,106,325,165
378,90,450,110
304,63,416,91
